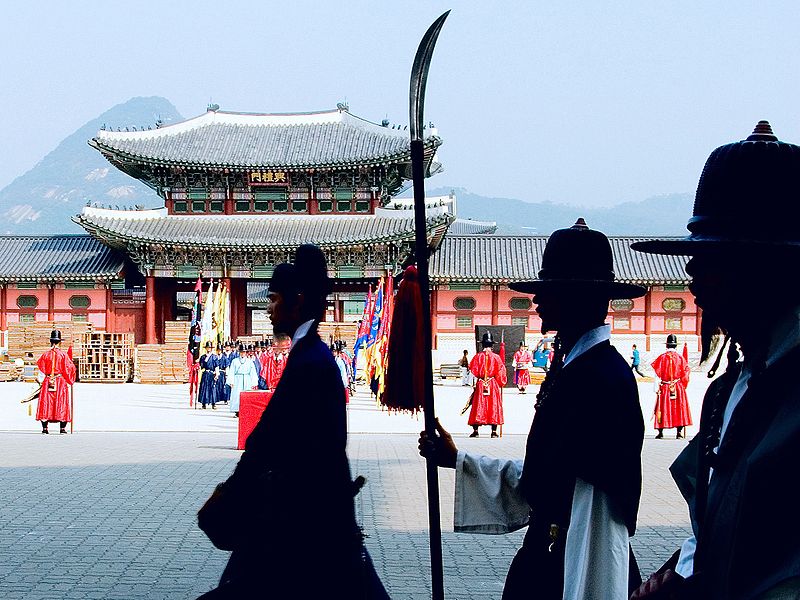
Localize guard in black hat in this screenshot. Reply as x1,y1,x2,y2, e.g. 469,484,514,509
631,122,800,600
35,329,76,434
198,244,378,598
461,330,506,438
650,334,692,439
198,341,219,409
420,219,645,599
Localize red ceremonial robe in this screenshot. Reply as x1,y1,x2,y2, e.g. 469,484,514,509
513,349,532,388
36,347,76,422
468,349,507,426
651,349,692,429
258,352,270,388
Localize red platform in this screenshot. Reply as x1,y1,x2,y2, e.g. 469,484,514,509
237,390,273,450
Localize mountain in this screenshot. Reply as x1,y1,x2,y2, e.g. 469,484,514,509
424,187,693,236
0,96,182,235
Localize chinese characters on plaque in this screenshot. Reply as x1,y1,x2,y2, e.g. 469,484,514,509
249,171,288,184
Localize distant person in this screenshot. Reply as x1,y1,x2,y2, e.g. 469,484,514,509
459,349,472,386
198,244,381,597
512,341,532,394
228,344,258,417
651,334,691,439
463,331,506,438
198,342,218,409
36,330,76,434
631,344,645,377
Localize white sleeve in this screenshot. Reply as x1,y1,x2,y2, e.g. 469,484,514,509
453,451,529,534
36,371,45,384
674,535,696,578
562,479,630,600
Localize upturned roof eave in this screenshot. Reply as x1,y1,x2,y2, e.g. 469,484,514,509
90,137,441,172
74,213,452,252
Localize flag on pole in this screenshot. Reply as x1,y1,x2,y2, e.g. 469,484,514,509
353,286,374,365
376,273,395,398
201,279,214,347
222,283,231,343
188,277,203,366
364,277,384,369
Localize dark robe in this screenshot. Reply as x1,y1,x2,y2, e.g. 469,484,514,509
214,353,229,404
198,328,365,598
198,353,218,407
504,341,644,599
670,347,800,599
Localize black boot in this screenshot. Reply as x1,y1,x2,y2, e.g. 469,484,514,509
469,426,479,438
41,421,49,435
491,425,499,439
676,426,684,439
655,429,664,439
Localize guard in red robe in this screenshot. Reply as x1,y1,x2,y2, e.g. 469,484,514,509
512,342,533,393
36,330,76,434
466,331,507,438
651,333,691,439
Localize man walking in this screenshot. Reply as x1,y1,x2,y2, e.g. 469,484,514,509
651,334,691,439
421,219,645,599
631,344,645,377
631,121,800,599
512,341,533,393
198,244,377,598
36,330,76,434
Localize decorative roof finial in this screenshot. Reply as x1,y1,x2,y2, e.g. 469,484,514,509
572,217,589,230
747,120,778,142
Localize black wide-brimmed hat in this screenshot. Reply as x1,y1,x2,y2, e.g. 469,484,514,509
509,219,646,299
666,334,678,348
633,121,800,256
269,244,332,299
49,330,62,344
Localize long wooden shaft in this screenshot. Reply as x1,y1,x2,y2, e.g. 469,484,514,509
411,139,444,600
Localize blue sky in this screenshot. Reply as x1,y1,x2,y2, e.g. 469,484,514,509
1,0,798,207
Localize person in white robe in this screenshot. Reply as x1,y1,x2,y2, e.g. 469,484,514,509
227,345,259,416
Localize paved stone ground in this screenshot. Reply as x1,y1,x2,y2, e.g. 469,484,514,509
0,386,694,599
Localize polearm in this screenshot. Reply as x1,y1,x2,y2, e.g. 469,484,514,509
409,11,449,600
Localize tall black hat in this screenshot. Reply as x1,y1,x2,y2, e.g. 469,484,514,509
49,330,62,344
204,341,213,349
481,331,494,348
633,121,800,256
666,334,678,348
509,219,646,299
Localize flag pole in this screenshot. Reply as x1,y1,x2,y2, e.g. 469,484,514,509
409,11,450,600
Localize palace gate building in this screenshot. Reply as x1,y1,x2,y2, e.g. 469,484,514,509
0,105,698,362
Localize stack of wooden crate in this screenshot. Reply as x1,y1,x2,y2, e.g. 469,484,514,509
76,332,134,382
134,345,163,384
162,321,190,383
7,321,92,362
132,321,191,384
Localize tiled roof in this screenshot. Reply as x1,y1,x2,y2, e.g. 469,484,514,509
429,235,690,285
0,235,126,282
90,108,441,170
446,219,498,236
74,207,454,250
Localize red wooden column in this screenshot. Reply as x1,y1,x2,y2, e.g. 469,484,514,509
430,287,439,350
644,289,652,352
491,285,499,326
145,276,157,344
333,296,342,322
695,305,702,351
105,286,114,332
1,285,7,346
47,285,55,321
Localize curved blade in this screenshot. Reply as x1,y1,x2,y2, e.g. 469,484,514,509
409,10,450,142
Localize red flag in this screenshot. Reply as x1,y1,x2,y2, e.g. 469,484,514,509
499,330,506,363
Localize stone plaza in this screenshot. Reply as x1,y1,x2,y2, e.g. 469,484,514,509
0,377,709,599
